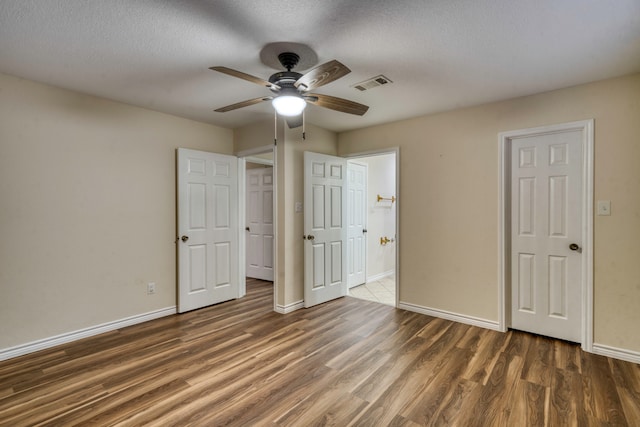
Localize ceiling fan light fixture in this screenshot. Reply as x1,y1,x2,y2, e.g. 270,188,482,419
272,95,306,116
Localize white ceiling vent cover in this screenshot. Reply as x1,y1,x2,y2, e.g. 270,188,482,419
352,75,393,91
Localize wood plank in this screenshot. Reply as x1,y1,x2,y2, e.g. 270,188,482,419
580,351,627,425
521,334,554,387
507,379,546,426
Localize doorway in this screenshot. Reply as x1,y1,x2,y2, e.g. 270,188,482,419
346,152,397,307
237,146,276,307
499,120,593,348
245,159,274,281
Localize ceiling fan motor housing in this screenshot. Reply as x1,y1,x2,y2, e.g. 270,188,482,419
268,71,303,94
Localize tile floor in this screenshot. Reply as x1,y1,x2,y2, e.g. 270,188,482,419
348,274,396,306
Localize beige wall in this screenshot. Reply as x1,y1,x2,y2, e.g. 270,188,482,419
0,73,233,349
339,73,640,352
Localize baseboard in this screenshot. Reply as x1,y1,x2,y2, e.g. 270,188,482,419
592,343,640,364
275,300,304,314
0,306,176,362
398,301,502,332
367,269,395,283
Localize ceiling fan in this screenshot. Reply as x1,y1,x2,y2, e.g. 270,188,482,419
210,52,369,128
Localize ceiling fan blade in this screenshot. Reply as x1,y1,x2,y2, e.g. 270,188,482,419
285,115,303,129
210,66,279,90
214,96,272,113
305,94,369,116
294,60,351,91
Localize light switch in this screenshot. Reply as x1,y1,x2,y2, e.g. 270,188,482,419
295,202,303,213
597,200,611,216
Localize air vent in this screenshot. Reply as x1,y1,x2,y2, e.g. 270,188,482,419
351,75,393,91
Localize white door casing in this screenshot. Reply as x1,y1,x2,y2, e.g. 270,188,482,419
499,120,593,348
245,167,274,281
177,148,240,313
347,161,367,288
304,151,348,308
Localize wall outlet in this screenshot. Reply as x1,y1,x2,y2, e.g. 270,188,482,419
147,282,156,295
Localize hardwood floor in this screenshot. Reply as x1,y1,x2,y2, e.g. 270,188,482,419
1,279,639,426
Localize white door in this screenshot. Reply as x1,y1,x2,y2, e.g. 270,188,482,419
304,151,347,308
347,161,367,288
177,148,239,313
511,130,583,342
245,167,274,281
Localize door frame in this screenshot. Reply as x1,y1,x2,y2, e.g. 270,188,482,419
245,165,274,281
343,148,400,307
498,120,594,351
236,144,277,309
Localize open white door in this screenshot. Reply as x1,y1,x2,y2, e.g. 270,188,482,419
347,161,367,288
304,151,347,308
177,148,239,313
245,167,274,281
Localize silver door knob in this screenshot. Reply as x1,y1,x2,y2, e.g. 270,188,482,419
181,235,189,242
569,243,582,253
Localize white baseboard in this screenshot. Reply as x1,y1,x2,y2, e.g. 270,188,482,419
275,300,304,314
398,301,502,332
592,343,640,364
0,306,176,362
367,269,395,283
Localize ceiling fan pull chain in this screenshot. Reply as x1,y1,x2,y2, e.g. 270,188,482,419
274,110,277,146
302,110,306,141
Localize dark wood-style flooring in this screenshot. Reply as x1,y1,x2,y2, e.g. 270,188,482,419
1,279,639,426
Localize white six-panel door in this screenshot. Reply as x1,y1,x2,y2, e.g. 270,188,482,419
347,161,367,288
304,152,347,308
511,130,583,342
177,148,239,313
246,167,274,281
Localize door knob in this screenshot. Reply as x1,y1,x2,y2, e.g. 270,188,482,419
245,227,250,232
307,235,315,240
363,229,368,233
569,243,582,253
181,235,189,242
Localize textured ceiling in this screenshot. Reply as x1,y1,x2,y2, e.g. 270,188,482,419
1,0,639,132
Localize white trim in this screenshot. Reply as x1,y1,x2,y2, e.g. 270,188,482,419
275,300,304,314
273,144,279,313
235,144,276,158
367,269,395,283
398,302,501,331
238,157,246,298
498,119,594,351
244,155,273,166
592,343,640,365
0,306,176,361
